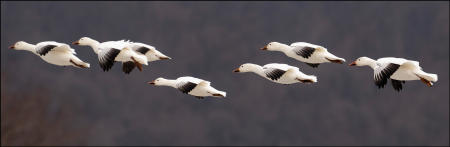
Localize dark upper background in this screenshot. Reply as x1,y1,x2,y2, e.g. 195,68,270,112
1,1,448,146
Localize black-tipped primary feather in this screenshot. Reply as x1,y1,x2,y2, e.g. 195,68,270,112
122,61,136,74
177,82,198,94
305,63,320,68
135,47,150,54
293,47,315,58
391,79,404,92
374,63,400,88
99,48,121,72
36,45,57,56
264,68,287,81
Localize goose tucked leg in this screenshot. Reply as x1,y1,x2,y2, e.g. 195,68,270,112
414,72,436,87
296,78,314,83
70,59,88,68
212,93,225,97
420,78,433,87
325,57,344,64
131,56,143,71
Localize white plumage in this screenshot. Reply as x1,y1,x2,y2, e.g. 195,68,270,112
127,42,172,62
148,76,227,99
115,41,172,73
349,56,438,91
261,42,346,68
233,63,317,84
97,40,148,71
10,41,90,68
73,37,148,73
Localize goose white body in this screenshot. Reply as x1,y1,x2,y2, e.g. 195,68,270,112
150,76,227,99
73,37,148,72
350,56,438,91
234,63,317,84
10,41,89,68
262,42,346,68
127,42,171,62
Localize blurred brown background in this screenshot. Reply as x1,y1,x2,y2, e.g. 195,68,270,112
1,1,449,146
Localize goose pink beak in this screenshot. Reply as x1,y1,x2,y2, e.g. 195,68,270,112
349,61,357,66
233,68,240,72
260,46,268,50
72,41,79,45
9,45,15,49
159,56,171,60
148,81,155,85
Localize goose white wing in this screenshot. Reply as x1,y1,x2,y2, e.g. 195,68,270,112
290,42,320,48
377,57,408,65
175,76,210,94
175,81,198,94
55,44,76,54
379,57,421,69
290,42,327,59
264,63,298,71
399,61,420,70
97,47,121,71
262,63,296,81
373,61,401,88
35,41,75,56
131,42,156,55
177,76,209,84
99,40,130,49
96,40,133,70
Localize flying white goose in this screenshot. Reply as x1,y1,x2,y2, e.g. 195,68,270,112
261,42,346,68
122,41,172,73
73,37,148,73
349,57,438,91
9,41,90,68
233,63,317,84
148,76,226,99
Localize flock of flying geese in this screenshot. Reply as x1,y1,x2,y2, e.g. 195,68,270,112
9,38,438,99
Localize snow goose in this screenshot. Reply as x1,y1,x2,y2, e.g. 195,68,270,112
122,41,172,73
9,41,90,68
261,42,346,68
233,63,317,84
73,37,148,73
148,76,226,99
349,57,438,91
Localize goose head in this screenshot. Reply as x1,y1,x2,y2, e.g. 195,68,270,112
148,77,167,86
349,57,374,66
261,42,284,51
72,37,96,46
9,41,34,50
233,63,260,73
